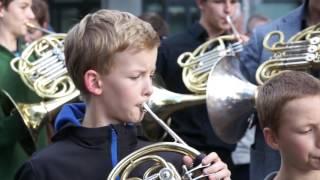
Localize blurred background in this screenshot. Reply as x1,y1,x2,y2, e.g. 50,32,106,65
47,0,302,34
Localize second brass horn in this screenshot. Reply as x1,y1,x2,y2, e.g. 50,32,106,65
256,23,320,85
177,16,243,94
7,33,80,154
206,23,320,144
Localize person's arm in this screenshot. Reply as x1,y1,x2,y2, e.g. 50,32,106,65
14,161,37,180
0,108,28,146
239,28,264,84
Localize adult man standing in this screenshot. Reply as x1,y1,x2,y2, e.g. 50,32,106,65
156,0,246,179
240,0,320,179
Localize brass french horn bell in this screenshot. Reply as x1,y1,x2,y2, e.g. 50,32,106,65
206,56,256,144
0,90,38,155
0,89,79,155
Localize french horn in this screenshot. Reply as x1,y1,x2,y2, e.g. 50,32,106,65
177,16,243,94
7,33,80,154
107,103,211,180
256,23,320,85
206,23,320,144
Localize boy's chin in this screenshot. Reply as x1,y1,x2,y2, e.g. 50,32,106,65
138,112,146,122
308,158,320,170
21,30,28,36
222,25,232,32
126,113,145,124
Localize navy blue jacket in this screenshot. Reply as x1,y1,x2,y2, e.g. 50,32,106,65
15,103,183,180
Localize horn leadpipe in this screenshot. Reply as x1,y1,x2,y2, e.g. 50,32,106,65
142,103,187,146
26,22,53,34
226,15,241,40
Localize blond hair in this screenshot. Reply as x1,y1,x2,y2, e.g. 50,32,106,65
64,9,160,98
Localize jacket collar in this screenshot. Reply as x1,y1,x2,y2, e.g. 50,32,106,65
188,22,209,42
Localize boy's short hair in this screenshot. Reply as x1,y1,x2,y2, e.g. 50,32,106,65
32,0,49,26
64,9,160,99
256,71,320,134
0,0,14,8
139,12,169,40
246,14,269,34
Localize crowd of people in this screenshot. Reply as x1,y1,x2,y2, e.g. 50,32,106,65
1,0,320,180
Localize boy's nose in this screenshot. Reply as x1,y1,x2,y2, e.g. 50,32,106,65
224,1,232,14
144,78,154,97
315,129,320,148
27,7,35,20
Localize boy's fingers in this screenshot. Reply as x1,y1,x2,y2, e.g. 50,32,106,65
202,152,220,165
203,161,227,175
183,155,194,168
206,167,231,180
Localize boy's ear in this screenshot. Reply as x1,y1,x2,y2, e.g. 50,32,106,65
43,22,49,29
263,127,280,150
84,70,103,96
195,0,205,10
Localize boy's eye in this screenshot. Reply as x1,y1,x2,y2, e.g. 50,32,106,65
20,4,29,10
130,75,140,80
130,72,154,80
300,128,313,134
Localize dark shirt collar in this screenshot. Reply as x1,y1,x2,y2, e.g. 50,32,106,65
52,123,138,148
188,22,209,42
301,0,309,29
0,39,24,57
188,22,230,42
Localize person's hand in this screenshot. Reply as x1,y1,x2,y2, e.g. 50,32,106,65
236,34,249,43
183,152,231,180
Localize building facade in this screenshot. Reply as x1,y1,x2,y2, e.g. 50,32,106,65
48,0,301,34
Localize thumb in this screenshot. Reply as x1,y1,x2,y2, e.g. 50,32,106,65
183,156,194,168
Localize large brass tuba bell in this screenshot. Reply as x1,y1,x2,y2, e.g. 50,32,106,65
206,23,320,144
7,33,80,154
107,103,211,180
